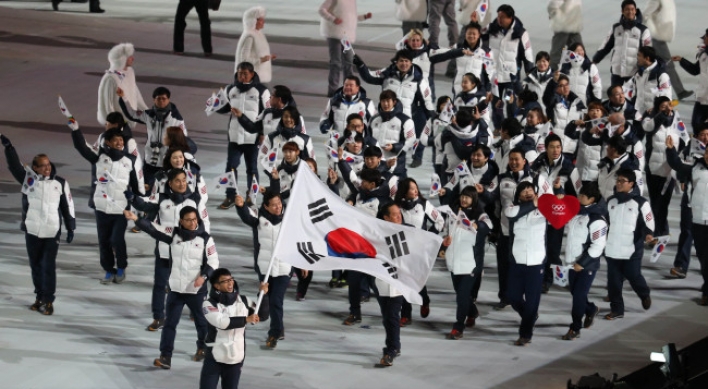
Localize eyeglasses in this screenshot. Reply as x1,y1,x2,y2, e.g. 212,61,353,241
616,179,630,184
218,278,235,284
181,217,198,223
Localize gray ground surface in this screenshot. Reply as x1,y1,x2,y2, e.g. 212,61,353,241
0,1,707,388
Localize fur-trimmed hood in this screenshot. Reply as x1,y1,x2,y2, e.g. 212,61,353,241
243,6,266,31
108,43,134,71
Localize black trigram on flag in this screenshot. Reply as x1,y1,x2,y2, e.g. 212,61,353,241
297,242,324,264
382,262,398,279
308,198,333,224
385,231,409,258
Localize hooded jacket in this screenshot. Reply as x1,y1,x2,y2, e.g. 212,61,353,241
319,86,377,133
453,39,493,95
4,143,75,239
139,219,218,293
440,121,490,173
605,185,654,260
592,15,652,78
236,199,290,278
565,200,608,272
259,122,315,169
629,60,672,114
560,55,602,105
218,72,271,145
97,43,148,127
119,100,187,167
482,17,534,83
235,6,272,82
445,202,492,275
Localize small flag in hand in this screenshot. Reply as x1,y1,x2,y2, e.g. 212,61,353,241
650,235,670,263
58,96,73,118
213,171,237,192
341,34,354,53
429,173,442,197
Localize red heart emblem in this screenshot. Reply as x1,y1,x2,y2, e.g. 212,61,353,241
537,194,580,229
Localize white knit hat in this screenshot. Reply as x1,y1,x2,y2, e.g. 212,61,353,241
108,43,135,71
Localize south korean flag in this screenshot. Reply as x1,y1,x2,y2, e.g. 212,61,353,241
21,165,39,195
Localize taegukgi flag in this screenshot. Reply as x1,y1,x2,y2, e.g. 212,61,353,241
271,163,442,304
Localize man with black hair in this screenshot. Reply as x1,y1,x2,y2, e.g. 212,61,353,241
440,108,490,182
2,134,75,316
125,206,219,369
543,74,587,157
365,90,417,177
604,169,654,320
494,117,538,174
596,134,642,200
562,182,607,340
592,0,652,86
239,85,307,137
217,62,271,209
346,168,396,217
374,203,405,366
118,86,187,190
319,75,377,133
200,268,268,389
125,168,210,331
626,46,673,115
602,85,641,128
70,123,143,285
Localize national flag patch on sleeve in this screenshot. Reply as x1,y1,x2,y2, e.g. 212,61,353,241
406,130,414,138
202,209,208,219
431,209,439,219
201,185,208,195
635,149,644,159
207,245,216,256
165,227,173,234
592,74,600,83
592,226,607,240
645,212,653,222
659,81,670,90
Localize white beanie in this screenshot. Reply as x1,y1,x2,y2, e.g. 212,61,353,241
108,43,135,71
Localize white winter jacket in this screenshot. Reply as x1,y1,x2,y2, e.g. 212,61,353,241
643,0,676,43
547,0,583,34
319,0,368,42
235,7,273,83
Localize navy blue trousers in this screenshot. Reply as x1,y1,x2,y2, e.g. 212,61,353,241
263,275,289,338
199,351,242,389
646,174,674,237
507,263,544,339
225,143,259,200
496,235,511,303
606,257,650,315
545,224,564,286
673,196,693,272
691,224,708,296
451,273,479,332
25,233,59,303
377,296,403,358
401,286,430,319
691,102,708,135
152,255,171,320
347,270,376,317
568,268,598,332
160,291,208,357
95,210,128,272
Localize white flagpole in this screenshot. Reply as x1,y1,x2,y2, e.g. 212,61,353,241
253,254,277,316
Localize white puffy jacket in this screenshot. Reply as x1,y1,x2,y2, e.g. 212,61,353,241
605,192,654,259
224,81,271,145
235,6,272,82
548,0,583,33
593,20,652,78
643,0,676,43
506,204,547,266
642,112,681,177
319,0,368,42
629,61,672,114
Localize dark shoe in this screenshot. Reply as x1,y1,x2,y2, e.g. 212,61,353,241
219,197,235,209
328,278,338,288
131,225,141,233
30,300,42,311
279,331,285,341
410,159,422,168
154,355,171,369
336,279,348,288
541,283,550,294
265,336,278,349
360,296,370,303
604,312,624,320
677,90,694,100
52,0,60,11
420,304,430,318
603,295,610,302
561,329,580,341
465,316,477,328
342,314,361,326
114,268,126,284
146,319,164,331
172,51,184,56
493,301,508,310
204,52,212,57
296,293,305,301
641,296,652,310
670,267,687,279
39,302,54,315
446,329,463,340
100,271,115,285
700,295,708,306
583,306,600,329
514,337,532,346
377,354,394,367
90,7,105,13
400,317,412,327
192,349,206,362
